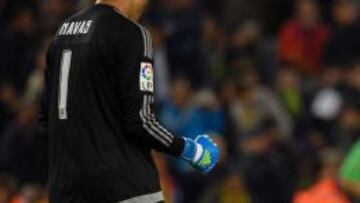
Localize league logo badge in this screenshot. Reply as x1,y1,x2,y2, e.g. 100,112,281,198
140,62,154,92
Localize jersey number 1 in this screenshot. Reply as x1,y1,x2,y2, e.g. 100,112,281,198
58,50,72,120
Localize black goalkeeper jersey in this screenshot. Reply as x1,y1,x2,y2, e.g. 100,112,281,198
39,4,185,203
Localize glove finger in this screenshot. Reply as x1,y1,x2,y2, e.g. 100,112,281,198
196,135,214,146
195,135,208,142
206,147,220,173
205,158,218,173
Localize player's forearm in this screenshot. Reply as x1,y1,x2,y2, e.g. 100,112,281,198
149,134,185,157
136,94,185,156
135,126,219,173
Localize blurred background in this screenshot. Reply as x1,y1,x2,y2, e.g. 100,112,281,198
0,0,360,202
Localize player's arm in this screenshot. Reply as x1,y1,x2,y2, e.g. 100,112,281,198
115,25,219,173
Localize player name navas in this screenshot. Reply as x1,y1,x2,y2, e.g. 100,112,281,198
58,20,93,36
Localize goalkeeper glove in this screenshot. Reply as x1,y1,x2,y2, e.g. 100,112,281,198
180,135,220,173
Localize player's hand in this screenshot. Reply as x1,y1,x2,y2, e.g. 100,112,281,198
180,135,220,173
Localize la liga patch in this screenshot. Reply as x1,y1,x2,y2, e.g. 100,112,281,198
139,62,154,92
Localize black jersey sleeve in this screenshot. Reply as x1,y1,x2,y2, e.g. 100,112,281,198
114,23,185,157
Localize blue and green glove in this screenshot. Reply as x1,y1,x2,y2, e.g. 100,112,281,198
180,135,220,173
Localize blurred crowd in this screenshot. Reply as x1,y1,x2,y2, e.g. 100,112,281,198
0,0,360,202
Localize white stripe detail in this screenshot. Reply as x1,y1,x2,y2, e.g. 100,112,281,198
147,96,174,140
139,97,169,146
143,96,173,143
193,143,204,164
144,27,149,57
118,191,164,203
137,25,153,59
149,115,175,139
147,96,174,139
144,28,153,58
140,111,168,146
139,26,148,57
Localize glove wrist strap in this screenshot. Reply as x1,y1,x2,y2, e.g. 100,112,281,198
181,138,204,163
192,143,203,164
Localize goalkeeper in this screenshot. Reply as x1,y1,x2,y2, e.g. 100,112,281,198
39,0,219,202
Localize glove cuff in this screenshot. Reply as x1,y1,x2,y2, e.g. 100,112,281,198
192,142,203,164
181,138,202,163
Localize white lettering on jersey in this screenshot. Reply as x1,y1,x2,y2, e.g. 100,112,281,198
58,23,69,35
72,21,82,35
78,21,86,34
58,20,93,36
83,21,93,33
66,22,75,35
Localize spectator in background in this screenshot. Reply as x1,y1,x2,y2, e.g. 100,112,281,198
0,7,36,93
339,139,360,202
229,62,293,141
160,78,205,139
291,67,344,183
0,102,47,184
202,15,227,84
333,62,360,151
294,132,324,189
165,0,209,88
293,149,350,203
223,0,294,34
227,23,258,67
0,174,17,203
148,22,171,103
324,0,360,67
220,78,243,157
0,83,19,135
197,171,251,203
277,68,304,119
223,0,261,30
241,119,294,203
278,0,329,77
10,184,47,203
193,90,226,136
38,0,76,33
276,68,310,139
341,61,360,107
335,105,360,153
24,35,52,103
310,67,343,142
227,21,272,85
225,0,301,35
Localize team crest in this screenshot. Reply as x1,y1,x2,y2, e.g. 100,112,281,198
140,62,154,92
